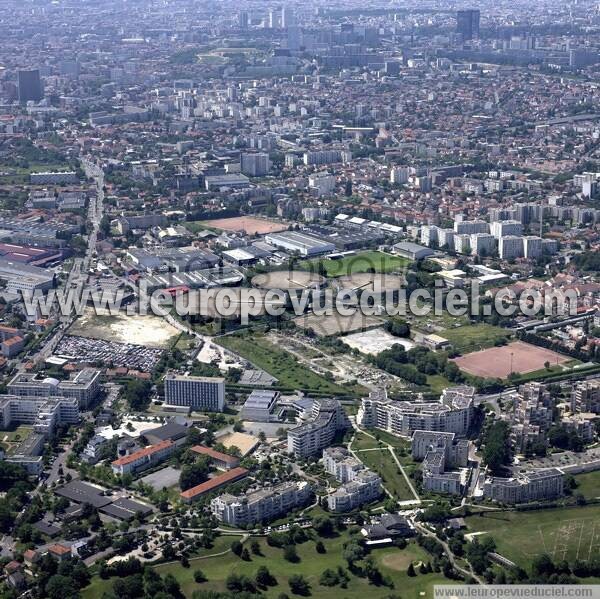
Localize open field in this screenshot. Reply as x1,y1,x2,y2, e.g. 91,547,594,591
355,448,416,501
465,504,600,569
68,308,179,349
452,340,570,378
301,251,410,277
83,534,448,599
195,216,288,235
293,311,383,337
440,323,511,353
216,334,355,395
574,470,600,500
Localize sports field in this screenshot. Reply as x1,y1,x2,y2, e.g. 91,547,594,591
465,504,600,568
197,216,287,235
301,251,410,277
452,340,569,378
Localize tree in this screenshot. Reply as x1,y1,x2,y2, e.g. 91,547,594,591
315,540,326,554
283,544,299,563
482,421,511,475
231,540,243,556
121,379,152,411
255,565,276,587
342,540,365,567
407,563,416,577
312,515,334,537
179,457,210,491
288,574,310,595
241,547,251,561
250,540,261,555
193,569,206,583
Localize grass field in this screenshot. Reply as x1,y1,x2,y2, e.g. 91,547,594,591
300,251,410,277
355,448,417,501
216,334,360,395
84,534,449,599
465,504,600,569
574,470,600,500
440,323,511,353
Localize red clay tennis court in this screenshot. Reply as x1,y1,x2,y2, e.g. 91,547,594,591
451,340,570,378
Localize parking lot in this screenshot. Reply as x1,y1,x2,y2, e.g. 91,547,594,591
54,334,164,371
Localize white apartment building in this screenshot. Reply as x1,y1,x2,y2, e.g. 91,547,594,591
411,430,469,466
523,236,543,259
491,220,523,239
323,446,365,483
0,395,79,437
308,173,336,196
571,379,600,414
454,234,471,254
390,166,409,184
421,225,438,247
470,233,496,256
357,387,474,438
499,235,524,260
304,150,344,166
483,468,564,504
327,470,382,512
7,368,101,410
438,228,455,249
211,481,312,526
421,449,466,495
454,220,489,235
287,399,348,458
240,153,270,177
164,374,225,412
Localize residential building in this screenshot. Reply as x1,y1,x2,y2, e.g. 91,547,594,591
483,469,564,504
499,235,524,260
180,467,249,503
357,387,474,437
190,445,241,470
7,368,101,410
323,446,365,483
470,233,496,256
287,399,348,458
327,470,382,512
491,220,523,240
241,153,270,177
211,481,312,526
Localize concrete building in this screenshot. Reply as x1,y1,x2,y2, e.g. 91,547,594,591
240,153,270,177
499,235,524,260
470,233,496,256
483,468,564,504
308,173,336,196
453,234,471,254
327,470,382,512
454,220,488,235
491,220,523,240
421,449,466,495
18,69,43,103
390,166,409,184
0,395,79,437
393,241,435,260
0,259,55,293
264,230,335,257
357,387,474,437
164,374,225,412
211,481,312,526
287,399,348,458
323,446,364,483
7,369,101,410
304,150,345,166
523,236,543,259
571,379,600,414
240,389,280,422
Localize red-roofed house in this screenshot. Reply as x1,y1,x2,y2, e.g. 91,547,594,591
180,467,248,503
48,543,71,562
190,445,240,470
111,440,175,475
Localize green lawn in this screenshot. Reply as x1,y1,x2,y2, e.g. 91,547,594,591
426,374,453,394
465,504,600,570
351,432,382,451
440,323,511,353
355,448,417,501
300,251,410,277
574,470,600,500
84,535,451,599
216,334,361,396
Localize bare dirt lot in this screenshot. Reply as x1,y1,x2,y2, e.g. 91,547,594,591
452,340,570,378
204,216,288,235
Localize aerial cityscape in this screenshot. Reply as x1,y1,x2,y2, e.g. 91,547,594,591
1,0,600,598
